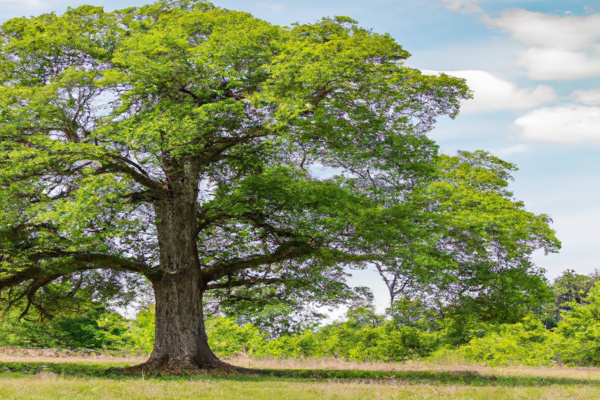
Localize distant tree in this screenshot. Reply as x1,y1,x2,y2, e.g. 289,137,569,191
388,296,440,331
536,269,600,329
0,1,469,370
553,269,599,310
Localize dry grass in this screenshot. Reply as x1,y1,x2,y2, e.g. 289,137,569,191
2,351,600,399
0,347,146,364
3,348,600,382
227,354,600,382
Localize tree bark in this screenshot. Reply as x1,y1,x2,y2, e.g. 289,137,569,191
137,182,228,371
143,269,223,370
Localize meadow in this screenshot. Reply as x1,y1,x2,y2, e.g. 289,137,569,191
1,352,600,400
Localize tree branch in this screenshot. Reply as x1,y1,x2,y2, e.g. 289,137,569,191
26,251,157,278
201,239,317,282
0,267,51,291
98,158,163,191
206,277,285,290
17,274,62,320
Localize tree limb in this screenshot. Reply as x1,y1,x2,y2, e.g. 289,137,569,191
206,277,285,290
25,251,157,278
201,239,317,282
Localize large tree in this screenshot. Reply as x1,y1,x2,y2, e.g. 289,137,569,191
0,0,469,370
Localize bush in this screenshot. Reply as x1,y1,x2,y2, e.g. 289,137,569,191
0,307,133,350
459,315,555,366
552,283,600,366
206,317,266,358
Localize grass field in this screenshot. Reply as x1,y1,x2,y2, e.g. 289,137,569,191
1,351,600,399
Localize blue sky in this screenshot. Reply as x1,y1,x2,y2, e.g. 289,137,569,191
2,0,599,310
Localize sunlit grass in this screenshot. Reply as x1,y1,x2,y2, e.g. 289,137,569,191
1,352,600,399
229,355,600,381
1,374,600,400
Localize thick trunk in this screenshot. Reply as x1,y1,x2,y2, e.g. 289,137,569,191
138,185,227,371
144,269,223,370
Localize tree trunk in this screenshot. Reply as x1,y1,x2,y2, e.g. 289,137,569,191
143,269,224,370
138,185,228,371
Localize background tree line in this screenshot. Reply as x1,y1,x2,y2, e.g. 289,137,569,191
1,268,599,367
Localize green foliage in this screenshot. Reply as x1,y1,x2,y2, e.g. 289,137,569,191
552,282,600,366
211,296,328,338
459,315,555,366
553,269,598,310
206,317,265,358
372,150,559,335
0,305,133,350
128,305,156,354
0,1,561,368
7,276,600,369
389,297,441,331
429,151,558,323
202,315,439,362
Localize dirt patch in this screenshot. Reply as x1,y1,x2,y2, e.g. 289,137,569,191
35,371,58,379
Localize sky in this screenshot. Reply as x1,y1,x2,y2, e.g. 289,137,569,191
1,0,599,312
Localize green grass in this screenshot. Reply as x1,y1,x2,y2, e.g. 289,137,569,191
1,360,600,399
1,373,599,400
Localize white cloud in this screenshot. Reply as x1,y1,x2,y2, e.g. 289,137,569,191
485,9,600,51
515,105,600,144
516,48,600,81
423,70,556,113
484,9,600,80
572,88,600,106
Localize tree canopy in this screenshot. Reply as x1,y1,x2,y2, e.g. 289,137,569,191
373,150,559,332
0,0,557,371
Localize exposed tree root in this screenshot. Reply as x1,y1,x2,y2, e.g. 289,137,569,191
120,356,254,376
